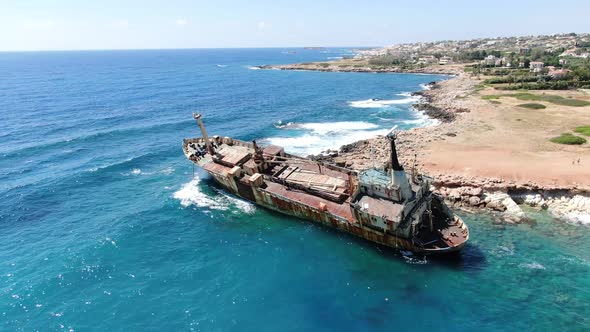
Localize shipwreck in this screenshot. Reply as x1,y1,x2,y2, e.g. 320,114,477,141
182,113,469,254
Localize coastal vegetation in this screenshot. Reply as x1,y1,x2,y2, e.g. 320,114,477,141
517,103,546,109
511,93,590,106
471,51,590,90
574,125,590,136
481,92,590,107
550,133,587,145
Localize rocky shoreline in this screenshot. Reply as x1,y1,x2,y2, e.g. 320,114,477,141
307,72,590,225
256,62,463,76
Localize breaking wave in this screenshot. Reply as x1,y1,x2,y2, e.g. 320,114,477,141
273,120,294,129
419,83,433,90
263,121,389,155
348,95,421,108
403,110,440,127
277,121,379,134
173,177,255,214
246,65,261,70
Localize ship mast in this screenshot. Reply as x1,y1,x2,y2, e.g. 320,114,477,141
193,113,214,154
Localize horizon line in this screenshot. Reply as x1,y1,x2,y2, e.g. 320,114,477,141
0,45,380,53
3,31,588,53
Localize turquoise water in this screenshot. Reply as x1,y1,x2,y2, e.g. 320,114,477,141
1,49,589,331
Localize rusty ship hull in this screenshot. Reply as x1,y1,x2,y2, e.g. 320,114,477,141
182,114,469,255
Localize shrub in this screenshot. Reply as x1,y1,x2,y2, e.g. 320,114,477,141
574,125,590,136
550,133,587,145
517,103,546,109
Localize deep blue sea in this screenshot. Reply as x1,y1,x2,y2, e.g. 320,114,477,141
1,48,589,331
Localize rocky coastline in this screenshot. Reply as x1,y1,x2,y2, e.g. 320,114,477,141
256,62,463,76
307,72,590,225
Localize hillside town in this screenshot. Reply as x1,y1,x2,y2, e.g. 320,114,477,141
359,33,590,61
350,33,590,90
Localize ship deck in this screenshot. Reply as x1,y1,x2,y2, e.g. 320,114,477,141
262,181,355,223
356,195,403,221
185,139,356,223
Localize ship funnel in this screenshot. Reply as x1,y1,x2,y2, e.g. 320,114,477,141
387,129,413,200
386,129,403,172
193,113,214,154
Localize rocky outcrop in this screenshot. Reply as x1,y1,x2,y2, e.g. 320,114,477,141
413,102,456,123
257,63,463,76
310,141,590,225
521,193,590,225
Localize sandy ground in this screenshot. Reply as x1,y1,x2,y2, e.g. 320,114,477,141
420,74,590,190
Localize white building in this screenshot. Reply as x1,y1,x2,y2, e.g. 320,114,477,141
439,56,453,65
417,56,438,65
483,55,497,66
529,61,545,73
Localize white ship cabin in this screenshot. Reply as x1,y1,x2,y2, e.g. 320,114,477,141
351,168,431,237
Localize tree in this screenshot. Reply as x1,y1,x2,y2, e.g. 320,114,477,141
530,48,545,61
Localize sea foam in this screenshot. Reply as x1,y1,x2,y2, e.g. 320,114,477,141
263,121,388,155
173,177,255,214
520,262,546,270
419,83,433,90
348,96,420,108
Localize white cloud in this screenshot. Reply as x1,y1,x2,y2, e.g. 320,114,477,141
257,21,270,30
176,18,188,26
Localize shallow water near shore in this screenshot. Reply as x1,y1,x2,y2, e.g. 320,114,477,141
1,49,589,331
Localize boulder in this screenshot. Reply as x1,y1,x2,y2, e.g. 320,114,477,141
468,196,481,206
333,157,346,167
486,201,506,212
448,189,462,201
501,196,525,220
468,187,484,197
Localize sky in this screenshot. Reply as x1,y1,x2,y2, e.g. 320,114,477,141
1,0,589,51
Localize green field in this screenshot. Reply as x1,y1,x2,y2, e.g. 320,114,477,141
481,92,590,107
510,93,590,107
